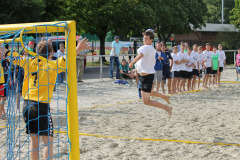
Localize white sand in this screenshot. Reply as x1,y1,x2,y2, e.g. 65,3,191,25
0,67,240,160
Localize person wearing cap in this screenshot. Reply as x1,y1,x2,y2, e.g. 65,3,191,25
109,36,124,79
27,41,35,52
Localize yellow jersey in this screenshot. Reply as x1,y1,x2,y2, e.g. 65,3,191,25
13,55,66,103
0,62,5,84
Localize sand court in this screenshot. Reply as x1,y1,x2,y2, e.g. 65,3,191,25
77,67,240,160
0,67,239,159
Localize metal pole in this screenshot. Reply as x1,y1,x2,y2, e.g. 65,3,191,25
222,0,224,24
100,55,103,80
234,51,236,65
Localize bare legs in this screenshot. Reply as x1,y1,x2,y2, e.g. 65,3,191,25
141,91,172,118
30,135,53,160
0,97,6,119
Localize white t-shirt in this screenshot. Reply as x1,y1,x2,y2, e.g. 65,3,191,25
186,54,194,72
203,50,212,68
191,51,198,69
217,50,226,67
171,53,180,72
197,52,204,70
177,51,187,71
135,45,156,74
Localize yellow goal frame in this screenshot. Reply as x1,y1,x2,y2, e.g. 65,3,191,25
0,21,80,160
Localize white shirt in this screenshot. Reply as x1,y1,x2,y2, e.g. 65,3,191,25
135,45,156,74
186,54,194,72
203,50,212,68
191,51,198,69
177,51,187,71
217,50,226,67
197,52,204,70
171,53,180,72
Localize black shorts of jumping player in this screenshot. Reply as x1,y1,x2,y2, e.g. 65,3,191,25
211,70,218,75
204,67,212,74
138,74,154,93
172,71,179,78
187,72,193,79
179,70,187,79
192,69,198,76
219,67,223,72
23,100,54,137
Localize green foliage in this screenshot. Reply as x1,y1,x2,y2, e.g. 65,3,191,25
150,0,207,42
0,0,44,24
68,0,154,55
204,0,235,24
0,0,66,24
230,0,240,28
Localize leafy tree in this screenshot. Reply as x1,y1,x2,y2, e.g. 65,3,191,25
150,0,207,43
204,0,235,24
0,0,44,24
230,0,240,28
0,0,67,24
68,0,154,60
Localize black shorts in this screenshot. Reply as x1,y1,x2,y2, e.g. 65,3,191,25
211,70,217,75
120,74,131,79
204,67,212,74
179,70,187,79
219,67,223,72
187,72,193,79
198,70,202,77
23,100,53,137
193,69,198,76
138,74,154,93
172,71,179,78
162,70,171,80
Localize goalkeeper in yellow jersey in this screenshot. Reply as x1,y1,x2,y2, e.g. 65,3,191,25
3,38,89,160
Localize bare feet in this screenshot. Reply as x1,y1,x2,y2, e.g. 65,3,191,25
166,106,172,119
164,95,170,104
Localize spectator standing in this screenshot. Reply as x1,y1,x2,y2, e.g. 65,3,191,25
77,48,87,82
217,44,226,86
152,42,165,92
128,46,133,60
235,48,240,81
161,44,173,94
109,36,124,79
56,43,65,84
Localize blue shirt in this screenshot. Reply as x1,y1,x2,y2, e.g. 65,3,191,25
154,52,165,71
110,41,123,56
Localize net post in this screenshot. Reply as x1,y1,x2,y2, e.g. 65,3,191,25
66,20,80,160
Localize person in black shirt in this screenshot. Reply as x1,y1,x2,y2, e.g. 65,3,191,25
161,44,173,94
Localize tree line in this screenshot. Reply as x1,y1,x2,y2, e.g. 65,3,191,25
1,0,240,54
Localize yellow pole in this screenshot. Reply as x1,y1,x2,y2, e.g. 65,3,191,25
66,21,80,160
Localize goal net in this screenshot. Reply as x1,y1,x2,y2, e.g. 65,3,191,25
0,21,79,160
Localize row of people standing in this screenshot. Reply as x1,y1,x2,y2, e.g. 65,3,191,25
154,42,226,95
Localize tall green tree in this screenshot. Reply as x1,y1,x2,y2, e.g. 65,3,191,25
230,0,240,28
0,0,67,24
0,0,44,24
204,0,235,24
150,0,207,43
68,0,154,60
